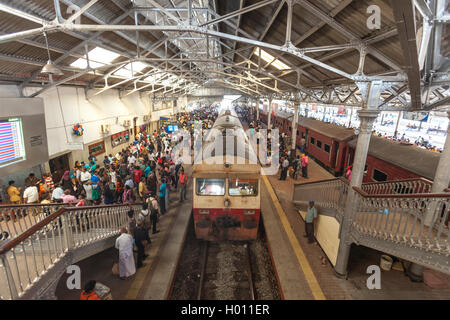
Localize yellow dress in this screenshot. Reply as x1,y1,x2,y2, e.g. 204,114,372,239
7,186,21,203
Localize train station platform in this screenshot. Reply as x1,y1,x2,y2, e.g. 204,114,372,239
55,167,193,300
261,159,450,300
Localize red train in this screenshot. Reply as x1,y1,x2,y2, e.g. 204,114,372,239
260,111,440,183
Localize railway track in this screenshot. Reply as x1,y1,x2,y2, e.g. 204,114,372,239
197,241,256,300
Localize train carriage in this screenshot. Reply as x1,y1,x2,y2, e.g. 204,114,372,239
261,110,444,183
193,109,261,241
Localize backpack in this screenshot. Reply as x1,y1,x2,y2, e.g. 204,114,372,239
119,165,127,177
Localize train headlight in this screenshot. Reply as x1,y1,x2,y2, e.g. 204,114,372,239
199,209,210,214
244,210,255,215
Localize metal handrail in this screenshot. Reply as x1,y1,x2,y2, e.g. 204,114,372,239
351,188,449,259
0,202,142,299
353,187,450,199
359,177,433,186
0,204,66,240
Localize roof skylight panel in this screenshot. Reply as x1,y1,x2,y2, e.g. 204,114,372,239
70,47,121,69
113,62,149,78
253,48,290,70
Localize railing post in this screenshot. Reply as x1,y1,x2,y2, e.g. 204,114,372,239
1,254,19,299
425,111,450,226
61,213,74,250
334,108,380,277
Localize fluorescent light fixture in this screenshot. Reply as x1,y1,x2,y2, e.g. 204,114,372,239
253,48,289,70
70,47,121,69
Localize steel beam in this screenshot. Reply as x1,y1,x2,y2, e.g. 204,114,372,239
0,2,50,25
391,0,422,110
201,0,279,27
295,0,402,71
65,0,99,24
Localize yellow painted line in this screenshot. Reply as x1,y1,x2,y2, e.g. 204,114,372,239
125,213,176,299
124,244,161,300
262,175,326,300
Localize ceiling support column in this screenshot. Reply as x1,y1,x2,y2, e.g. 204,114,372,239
267,97,273,129
334,81,381,277
405,113,450,282
291,101,300,152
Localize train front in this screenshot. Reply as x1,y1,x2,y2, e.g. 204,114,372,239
193,109,261,241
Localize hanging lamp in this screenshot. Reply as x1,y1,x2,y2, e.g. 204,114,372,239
41,32,63,76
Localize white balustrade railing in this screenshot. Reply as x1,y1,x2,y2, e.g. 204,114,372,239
352,188,450,255
293,178,348,216
0,203,141,300
361,178,433,195
0,204,64,240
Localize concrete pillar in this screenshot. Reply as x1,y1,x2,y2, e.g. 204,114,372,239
423,111,450,228
394,111,402,138
334,109,380,277
348,107,353,128
256,97,260,121
291,103,299,151
267,98,273,129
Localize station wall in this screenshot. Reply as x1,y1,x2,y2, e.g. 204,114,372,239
0,84,183,171
0,85,186,158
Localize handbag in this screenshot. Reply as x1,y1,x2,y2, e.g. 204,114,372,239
112,263,119,276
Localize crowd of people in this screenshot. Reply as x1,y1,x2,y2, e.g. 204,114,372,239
237,105,311,183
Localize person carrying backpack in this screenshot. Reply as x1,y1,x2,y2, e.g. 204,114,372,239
147,195,160,234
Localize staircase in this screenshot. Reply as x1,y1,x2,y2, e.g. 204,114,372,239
0,203,141,300
293,178,450,275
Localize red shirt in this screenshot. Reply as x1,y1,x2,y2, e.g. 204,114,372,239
80,291,100,300
133,169,143,183
179,173,187,184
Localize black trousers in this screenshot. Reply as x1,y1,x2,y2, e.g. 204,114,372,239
280,167,288,180
302,166,308,178
159,197,166,214
136,244,145,267
305,222,315,243
151,214,158,233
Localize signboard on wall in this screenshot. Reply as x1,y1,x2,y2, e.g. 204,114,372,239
88,141,106,156
68,142,84,151
111,130,130,148
0,98,49,177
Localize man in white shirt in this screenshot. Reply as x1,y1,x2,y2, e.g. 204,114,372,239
23,184,39,204
128,154,136,166
79,167,91,184
280,157,290,181
52,185,64,202
115,227,136,279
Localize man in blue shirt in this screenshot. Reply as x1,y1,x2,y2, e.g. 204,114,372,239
144,163,151,178
304,200,318,244
159,179,166,215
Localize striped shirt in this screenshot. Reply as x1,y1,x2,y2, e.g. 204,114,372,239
45,177,55,190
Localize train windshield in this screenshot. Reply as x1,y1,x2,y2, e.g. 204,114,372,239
228,179,258,196
196,178,226,196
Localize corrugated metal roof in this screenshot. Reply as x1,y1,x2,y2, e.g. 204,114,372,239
0,0,446,101
348,136,441,180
